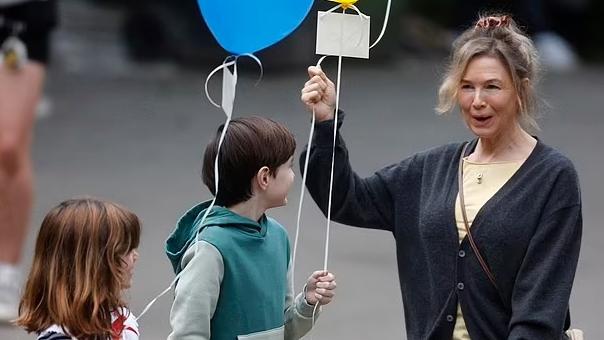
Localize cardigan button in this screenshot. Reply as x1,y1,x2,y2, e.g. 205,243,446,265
458,250,466,258
446,315,454,322
457,282,465,290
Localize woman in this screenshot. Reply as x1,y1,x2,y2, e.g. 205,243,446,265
300,14,581,339
0,0,57,323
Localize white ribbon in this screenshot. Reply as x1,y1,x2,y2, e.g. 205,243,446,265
205,56,235,110
290,54,331,296
319,4,369,51
196,53,263,252
137,54,262,321
369,0,392,49
299,1,393,332
204,54,263,116
320,0,392,50
304,7,348,339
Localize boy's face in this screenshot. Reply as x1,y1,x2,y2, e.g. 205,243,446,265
266,156,295,208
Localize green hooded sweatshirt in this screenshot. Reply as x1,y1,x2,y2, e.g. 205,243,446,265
165,201,316,340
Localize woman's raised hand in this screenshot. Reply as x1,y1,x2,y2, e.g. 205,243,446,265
301,66,336,122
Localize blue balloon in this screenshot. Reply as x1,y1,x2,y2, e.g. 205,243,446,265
196,0,314,55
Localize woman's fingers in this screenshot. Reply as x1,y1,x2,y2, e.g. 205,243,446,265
307,65,323,79
301,91,321,105
304,76,327,92
301,82,325,95
301,78,328,106
308,66,334,88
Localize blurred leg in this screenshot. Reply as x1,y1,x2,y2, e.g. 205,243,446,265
0,0,55,323
0,62,45,265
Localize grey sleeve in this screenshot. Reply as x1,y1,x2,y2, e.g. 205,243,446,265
284,262,320,340
168,241,223,340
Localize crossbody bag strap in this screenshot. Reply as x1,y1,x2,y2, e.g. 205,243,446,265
458,142,498,289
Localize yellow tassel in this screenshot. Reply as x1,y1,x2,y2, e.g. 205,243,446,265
329,0,359,10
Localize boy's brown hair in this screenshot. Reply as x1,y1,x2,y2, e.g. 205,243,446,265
16,198,140,340
202,116,296,207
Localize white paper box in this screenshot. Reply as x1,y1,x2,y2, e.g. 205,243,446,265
316,11,370,59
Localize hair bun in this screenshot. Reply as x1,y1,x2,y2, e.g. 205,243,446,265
475,15,510,30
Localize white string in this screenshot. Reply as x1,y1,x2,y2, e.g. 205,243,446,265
308,52,342,336
302,0,392,276
195,115,232,254
198,56,240,252
323,53,342,272
322,5,345,272
304,1,391,335
309,8,346,340
205,56,236,108
311,302,320,337
137,70,234,321
348,4,370,19
323,0,392,50
323,4,341,15
369,0,392,49
291,112,314,293
319,4,368,45
136,271,181,321
237,53,264,87
204,54,263,108
300,0,392,336
291,55,328,293
137,54,265,321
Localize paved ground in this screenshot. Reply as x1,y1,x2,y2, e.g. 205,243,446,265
2,2,603,339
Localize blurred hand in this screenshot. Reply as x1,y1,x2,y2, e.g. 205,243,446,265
304,270,336,306
300,66,336,122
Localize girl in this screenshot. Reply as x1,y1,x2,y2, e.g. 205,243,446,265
15,198,141,340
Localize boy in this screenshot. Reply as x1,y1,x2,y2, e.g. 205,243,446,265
166,116,336,340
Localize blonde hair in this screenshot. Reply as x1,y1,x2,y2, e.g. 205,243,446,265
437,14,541,131
16,198,141,340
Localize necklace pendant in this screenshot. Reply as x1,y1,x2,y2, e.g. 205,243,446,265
1,36,28,71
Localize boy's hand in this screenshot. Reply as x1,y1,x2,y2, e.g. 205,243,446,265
304,270,336,306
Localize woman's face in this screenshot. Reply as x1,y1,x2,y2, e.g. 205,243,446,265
121,249,139,289
458,55,520,140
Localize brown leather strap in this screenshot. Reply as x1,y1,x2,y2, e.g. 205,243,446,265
458,143,498,289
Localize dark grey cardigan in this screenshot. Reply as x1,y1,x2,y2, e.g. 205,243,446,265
301,116,582,340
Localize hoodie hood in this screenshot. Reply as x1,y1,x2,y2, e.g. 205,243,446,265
165,200,267,273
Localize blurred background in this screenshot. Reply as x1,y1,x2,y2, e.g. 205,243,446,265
1,0,603,338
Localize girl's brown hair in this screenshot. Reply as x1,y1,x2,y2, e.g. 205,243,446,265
437,13,541,132
16,198,140,339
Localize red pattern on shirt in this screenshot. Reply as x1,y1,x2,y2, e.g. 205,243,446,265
111,313,138,340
